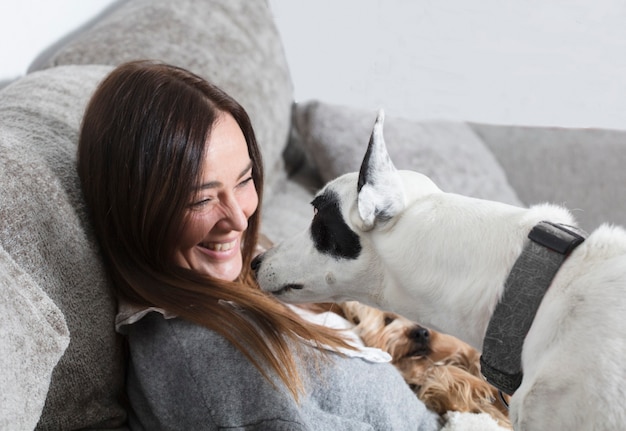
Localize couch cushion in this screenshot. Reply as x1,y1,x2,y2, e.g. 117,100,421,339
0,245,69,431
261,164,323,244
292,100,522,205
0,65,128,429
470,123,626,231
29,0,293,198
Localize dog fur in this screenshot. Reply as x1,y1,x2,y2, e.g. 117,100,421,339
254,111,626,429
338,301,512,428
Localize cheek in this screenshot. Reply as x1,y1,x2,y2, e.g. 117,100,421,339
178,213,217,247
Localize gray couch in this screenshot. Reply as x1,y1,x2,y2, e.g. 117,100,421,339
0,0,623,429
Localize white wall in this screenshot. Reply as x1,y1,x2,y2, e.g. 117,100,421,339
0,1,113,81
2,0,626,129
269,0,626,129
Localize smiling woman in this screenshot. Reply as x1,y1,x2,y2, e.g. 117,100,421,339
76,60,439,430
172,113,258,281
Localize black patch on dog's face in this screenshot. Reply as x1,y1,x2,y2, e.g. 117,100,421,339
310,190,361,260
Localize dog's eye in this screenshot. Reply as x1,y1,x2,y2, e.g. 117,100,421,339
383,315,395,326
408,383,421,393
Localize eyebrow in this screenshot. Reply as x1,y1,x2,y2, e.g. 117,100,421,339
196,160,253,190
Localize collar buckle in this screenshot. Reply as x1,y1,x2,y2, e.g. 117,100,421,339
529,221,586,255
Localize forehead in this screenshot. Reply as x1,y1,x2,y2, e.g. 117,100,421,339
320,173,358,206
200,113,250,179
206,113,247,153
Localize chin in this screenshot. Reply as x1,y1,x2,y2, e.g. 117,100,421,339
202,259,243,282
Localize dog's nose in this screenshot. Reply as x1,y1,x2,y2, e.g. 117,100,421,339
251,254,263,273
409,327,430,344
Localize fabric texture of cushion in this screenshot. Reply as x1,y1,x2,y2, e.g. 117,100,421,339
0,65,128,430
293,100,523,205
470,123,626,231
29,0,294,199
261,164,322,243
0,245,70,431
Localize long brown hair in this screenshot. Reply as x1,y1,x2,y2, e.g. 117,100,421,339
78,60,349,398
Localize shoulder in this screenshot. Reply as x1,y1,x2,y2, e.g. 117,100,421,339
125,312,308,430
126,311,277,392
126,310,232,353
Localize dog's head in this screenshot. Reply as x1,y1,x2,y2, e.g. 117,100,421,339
339,301,480,373
252,111,442,307
338,301,510,427
339,301,432,360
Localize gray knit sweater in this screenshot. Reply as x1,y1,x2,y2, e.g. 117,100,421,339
121,311,441,430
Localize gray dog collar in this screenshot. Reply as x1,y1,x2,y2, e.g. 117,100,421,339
480,221,587,396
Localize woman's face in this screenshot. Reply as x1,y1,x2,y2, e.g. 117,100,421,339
172,112,258,281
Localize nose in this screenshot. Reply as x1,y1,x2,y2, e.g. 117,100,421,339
219,194,248,231
251,253,263,273
409,326,430,345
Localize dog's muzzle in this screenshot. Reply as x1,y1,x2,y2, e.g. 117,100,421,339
251,254,304,295
272,283,304,295
409,327,430,344
408,326,431,357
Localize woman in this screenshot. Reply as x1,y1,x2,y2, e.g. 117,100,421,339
78,60,439,430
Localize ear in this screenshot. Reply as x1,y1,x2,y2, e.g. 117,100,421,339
357,110,405,231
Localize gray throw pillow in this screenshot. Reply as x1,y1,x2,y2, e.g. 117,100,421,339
29,0,293,199
0,65,127,430
0,245,70,431
293,100,522,205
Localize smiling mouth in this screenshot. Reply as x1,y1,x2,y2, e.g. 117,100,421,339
200,240,237,252
273,283,304,295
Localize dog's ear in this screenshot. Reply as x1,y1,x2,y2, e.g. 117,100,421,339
357,110,405,231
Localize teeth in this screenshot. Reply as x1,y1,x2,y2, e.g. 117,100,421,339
204,240,236,252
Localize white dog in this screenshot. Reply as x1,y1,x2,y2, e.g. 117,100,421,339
253,111,626,430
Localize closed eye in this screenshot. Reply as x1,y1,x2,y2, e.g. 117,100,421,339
191,171,253,208
383,315,395,326
237,176,254,188
190,196,214,208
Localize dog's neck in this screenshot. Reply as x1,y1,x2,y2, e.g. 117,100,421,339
480,221,587,395
375,196,579,350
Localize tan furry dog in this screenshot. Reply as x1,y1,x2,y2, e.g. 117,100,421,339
339,301,512,429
